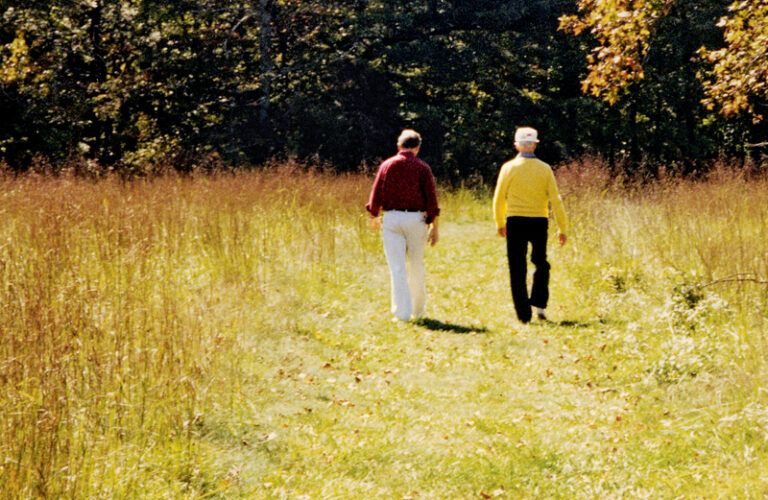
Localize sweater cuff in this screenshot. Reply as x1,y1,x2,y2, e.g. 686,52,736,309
425,208,440,224
366,204,380,217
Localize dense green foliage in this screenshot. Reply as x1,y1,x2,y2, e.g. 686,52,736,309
1,0,766,175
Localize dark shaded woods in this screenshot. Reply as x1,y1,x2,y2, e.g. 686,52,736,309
1,1,765,179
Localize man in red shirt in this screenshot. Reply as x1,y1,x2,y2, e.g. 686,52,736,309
366,129,440,321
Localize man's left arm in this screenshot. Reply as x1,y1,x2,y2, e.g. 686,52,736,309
547,169,568,245
428,216,439,246
422,163,441,227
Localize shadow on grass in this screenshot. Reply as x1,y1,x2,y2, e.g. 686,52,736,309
543,318,607,329
413,318,489,334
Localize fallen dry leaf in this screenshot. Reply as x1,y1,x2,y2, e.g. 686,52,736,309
333,399,355,408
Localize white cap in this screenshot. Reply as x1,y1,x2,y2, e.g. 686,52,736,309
514,127,539,144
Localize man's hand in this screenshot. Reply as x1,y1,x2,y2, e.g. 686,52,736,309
428,225,439,246
559,233,567,246
497,227,507,238
370,217,381,231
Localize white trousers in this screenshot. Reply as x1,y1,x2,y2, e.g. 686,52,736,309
382,211,428,320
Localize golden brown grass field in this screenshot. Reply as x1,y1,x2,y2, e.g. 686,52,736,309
1,164,767,497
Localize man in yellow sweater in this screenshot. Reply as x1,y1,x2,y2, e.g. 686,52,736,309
492,127,568,323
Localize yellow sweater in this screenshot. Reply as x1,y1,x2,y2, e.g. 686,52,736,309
492,155,568,233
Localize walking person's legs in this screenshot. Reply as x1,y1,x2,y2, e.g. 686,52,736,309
403,214,429,318
529,218,550,312
382,212,412,320
506,217,532,323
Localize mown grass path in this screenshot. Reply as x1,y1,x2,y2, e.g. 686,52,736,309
210,218,766,498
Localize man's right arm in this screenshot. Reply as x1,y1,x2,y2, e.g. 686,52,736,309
366,164,386,218
492,164,510,235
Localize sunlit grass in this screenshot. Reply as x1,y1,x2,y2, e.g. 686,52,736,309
1,164,767,497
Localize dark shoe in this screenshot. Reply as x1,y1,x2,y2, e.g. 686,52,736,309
536,309,548,321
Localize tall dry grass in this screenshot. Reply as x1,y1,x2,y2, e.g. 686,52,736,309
0,167,373,497
1,161,767,496
555,159,768,387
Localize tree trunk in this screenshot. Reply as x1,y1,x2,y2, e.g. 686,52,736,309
87,0,114,162
259,0,273,135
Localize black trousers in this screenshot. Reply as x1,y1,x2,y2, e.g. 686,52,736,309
506,216,550,323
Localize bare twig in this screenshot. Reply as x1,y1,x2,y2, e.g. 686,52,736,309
230,12,255,35
746,141,768,148
223,11,255,51
695,273,768,289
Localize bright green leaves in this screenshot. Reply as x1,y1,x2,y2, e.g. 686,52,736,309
0,31,32,85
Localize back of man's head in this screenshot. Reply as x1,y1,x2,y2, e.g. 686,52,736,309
514,127,539,146
397,129,422,150
514,126,539,153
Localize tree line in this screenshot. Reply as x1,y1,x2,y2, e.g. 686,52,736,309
1,0,766,178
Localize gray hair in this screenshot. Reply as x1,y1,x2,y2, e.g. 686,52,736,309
397,129,422,149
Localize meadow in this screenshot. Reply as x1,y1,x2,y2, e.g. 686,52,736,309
1,163,767,498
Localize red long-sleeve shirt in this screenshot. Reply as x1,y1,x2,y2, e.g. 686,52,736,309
365,151,440,224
